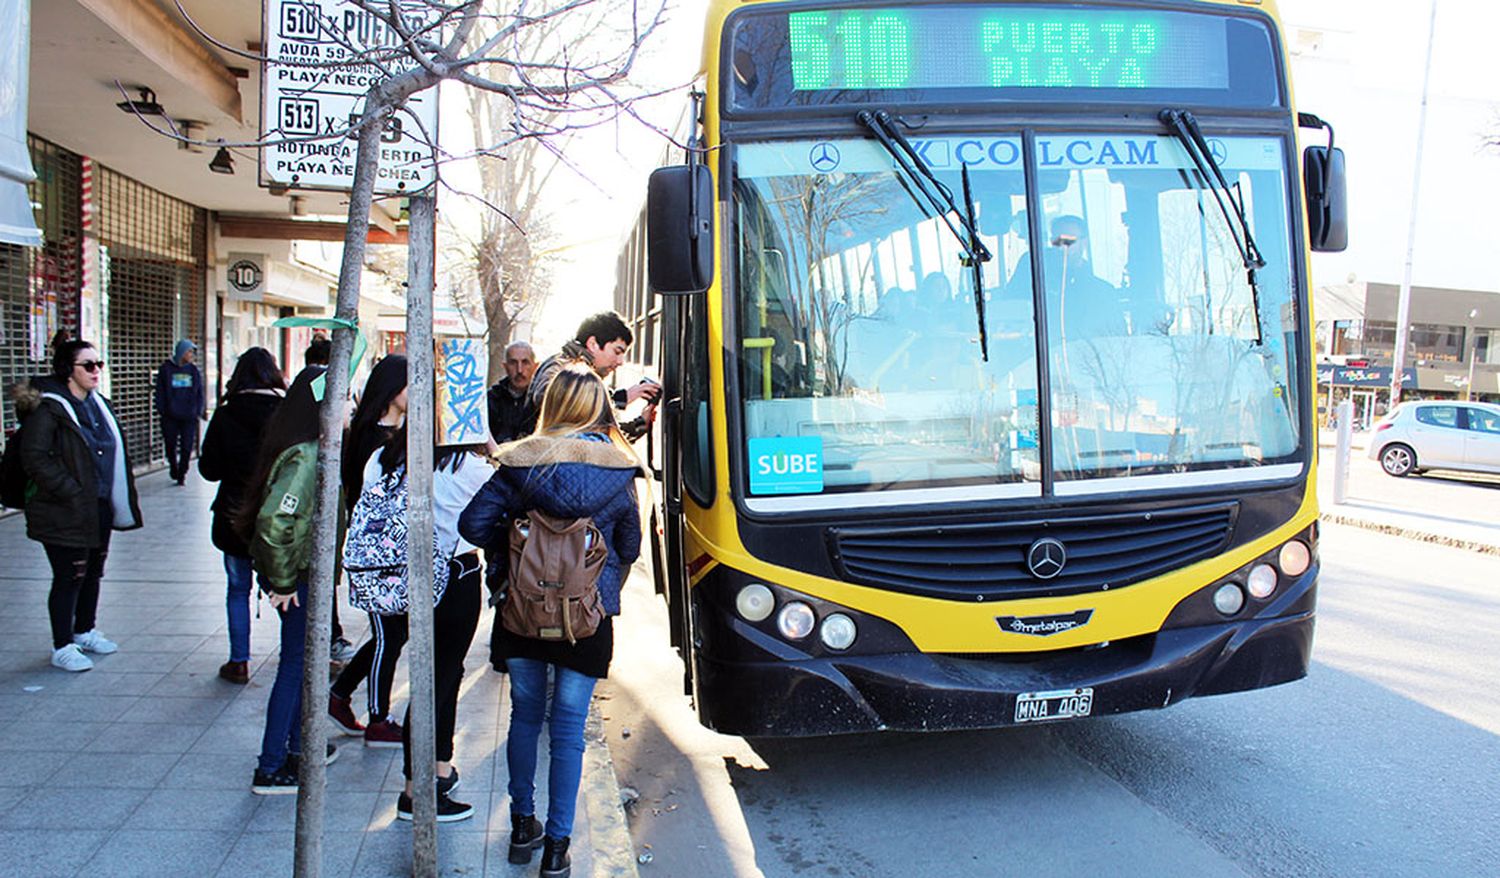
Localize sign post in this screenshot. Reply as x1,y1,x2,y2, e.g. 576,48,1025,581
405,192,439,876
259,3,444,875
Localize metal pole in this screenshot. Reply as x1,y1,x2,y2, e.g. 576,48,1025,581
1389,0,1439,408
405,192,440,875
1466,309,1479,401
1333,399,1353,505
293,100,395,878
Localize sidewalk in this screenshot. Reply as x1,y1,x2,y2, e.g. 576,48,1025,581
1318,429,1500,555
0,471,638,877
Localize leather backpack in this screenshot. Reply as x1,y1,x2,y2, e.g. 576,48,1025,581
502,509,607,644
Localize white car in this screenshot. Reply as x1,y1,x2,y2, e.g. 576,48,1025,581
1366,401,1500,477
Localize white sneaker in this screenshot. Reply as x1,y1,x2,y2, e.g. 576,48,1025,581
52,644,94,672
73,629,118,655
330,637,357,663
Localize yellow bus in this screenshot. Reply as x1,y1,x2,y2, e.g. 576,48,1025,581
617,0,1347,736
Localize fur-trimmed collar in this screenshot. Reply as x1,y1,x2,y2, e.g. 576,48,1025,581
494,433,639,471
9,378,42,416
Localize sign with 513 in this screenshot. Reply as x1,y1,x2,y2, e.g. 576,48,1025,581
259,0,439,193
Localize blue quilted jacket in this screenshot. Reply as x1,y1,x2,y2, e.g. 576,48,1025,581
458,432,642,614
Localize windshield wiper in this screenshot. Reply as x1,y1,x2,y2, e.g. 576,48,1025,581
857,110,993,360
1159,108,1267,345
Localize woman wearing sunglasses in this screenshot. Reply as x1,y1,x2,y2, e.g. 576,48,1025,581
16,336,142,672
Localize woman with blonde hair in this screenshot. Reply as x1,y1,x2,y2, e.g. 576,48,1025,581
458,365,641,878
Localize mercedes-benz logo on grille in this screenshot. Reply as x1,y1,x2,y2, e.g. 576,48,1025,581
1026,537,1067,579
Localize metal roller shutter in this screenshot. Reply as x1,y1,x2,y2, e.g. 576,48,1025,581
94,166,207,468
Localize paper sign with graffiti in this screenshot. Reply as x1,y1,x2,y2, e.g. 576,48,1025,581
435,338,489,445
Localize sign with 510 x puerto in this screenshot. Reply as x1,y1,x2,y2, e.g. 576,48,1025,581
260,0,440,193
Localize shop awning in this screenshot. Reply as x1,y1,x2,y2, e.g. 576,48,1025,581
0,0,41,247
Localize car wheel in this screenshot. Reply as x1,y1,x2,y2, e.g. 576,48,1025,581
1380,443,1416,477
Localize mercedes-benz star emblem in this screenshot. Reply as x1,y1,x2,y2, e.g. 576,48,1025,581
1206,138,1229,166
1026,537,1067,580
809,142,841,173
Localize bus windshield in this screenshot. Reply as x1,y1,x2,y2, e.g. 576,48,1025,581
733,131,1302,504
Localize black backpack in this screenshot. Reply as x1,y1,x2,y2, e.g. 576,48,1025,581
1,427,33,510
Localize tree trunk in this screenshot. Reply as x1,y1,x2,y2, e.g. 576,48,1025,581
292,96,395,878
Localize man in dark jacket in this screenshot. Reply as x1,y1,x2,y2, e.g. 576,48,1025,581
487,340,539,443
529,312,660,442
154,339,206,485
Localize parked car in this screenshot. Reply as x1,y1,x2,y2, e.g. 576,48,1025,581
1366,401,1500,477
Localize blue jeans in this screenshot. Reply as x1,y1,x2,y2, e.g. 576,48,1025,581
258,579,308,775
222,554,258,663
506,659,597,840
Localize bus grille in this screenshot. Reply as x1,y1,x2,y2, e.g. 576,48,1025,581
829,502,1237,600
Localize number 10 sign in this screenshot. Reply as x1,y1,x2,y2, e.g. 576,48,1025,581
259,0,440,193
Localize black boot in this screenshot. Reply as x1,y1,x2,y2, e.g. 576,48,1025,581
508,813,544,864
540,835,571,878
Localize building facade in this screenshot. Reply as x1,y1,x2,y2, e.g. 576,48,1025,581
1315,282,1499,429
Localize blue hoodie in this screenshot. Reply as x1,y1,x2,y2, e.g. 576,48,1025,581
458,432,641,614
155,340,204,421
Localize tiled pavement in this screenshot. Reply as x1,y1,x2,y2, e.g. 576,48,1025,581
0,470,617,878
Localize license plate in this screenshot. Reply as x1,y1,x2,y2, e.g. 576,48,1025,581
1014,687,1094,724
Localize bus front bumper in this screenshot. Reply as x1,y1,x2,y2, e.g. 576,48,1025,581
694,575,1317,738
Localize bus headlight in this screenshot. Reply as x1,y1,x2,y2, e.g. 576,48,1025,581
1213,583,1245,615
735,584,775,622
776,602,816,640
1246,564,1278,599
819,613,857,650
1279,540,1311,577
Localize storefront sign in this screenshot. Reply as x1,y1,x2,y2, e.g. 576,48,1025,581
260,0,440,193
226,252,266,302
1316,365,1415,388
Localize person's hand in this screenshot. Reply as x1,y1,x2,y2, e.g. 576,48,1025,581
642,403,658,427
625,379,662,405
484,436,501,458
267,591,300,611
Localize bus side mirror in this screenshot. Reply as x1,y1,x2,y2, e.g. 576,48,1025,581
1299,112,1348,253
648,165,714,295
1303,146,1347,253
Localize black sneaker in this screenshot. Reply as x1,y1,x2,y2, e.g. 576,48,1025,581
437,768,460,796
282,743,338,775
396,791,474,823
251,766,297,795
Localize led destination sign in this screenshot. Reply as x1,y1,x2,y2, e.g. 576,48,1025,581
726,4,1281,111
786,7,1227,92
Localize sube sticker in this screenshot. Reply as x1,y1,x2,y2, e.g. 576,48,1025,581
748,437,824,495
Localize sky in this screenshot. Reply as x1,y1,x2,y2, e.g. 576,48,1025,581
434,0,712,353
1279,0,1500,295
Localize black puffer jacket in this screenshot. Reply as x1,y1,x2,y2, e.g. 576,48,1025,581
199,389,283,556
15,376,142,548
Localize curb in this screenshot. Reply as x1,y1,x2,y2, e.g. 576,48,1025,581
582,700,641,878
1321,512,1500,556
